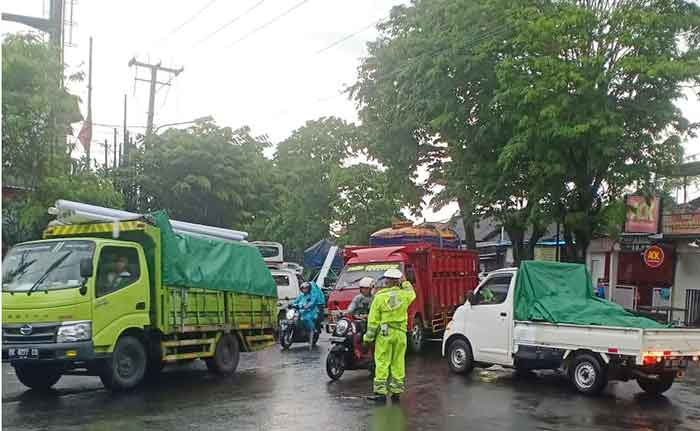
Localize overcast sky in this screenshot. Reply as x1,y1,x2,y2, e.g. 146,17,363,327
3,0,700,220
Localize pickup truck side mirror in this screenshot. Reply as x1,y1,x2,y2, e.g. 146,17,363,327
80,258,94,279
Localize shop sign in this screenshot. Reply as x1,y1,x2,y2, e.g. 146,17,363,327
643,245,665,269
662,210,700,236
625,195,660,234
620,235,652,252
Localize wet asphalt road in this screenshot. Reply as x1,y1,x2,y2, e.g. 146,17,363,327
3,337,700,431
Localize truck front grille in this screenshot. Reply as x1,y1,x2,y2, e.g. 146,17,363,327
2,323,59,344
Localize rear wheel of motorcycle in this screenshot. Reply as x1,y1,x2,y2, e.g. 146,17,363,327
326,351,345,380
280,327,294,350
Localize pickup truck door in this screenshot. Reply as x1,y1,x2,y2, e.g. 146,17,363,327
467,274,514,365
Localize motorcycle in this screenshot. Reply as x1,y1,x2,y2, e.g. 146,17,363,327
279,305,322,350
326,314,374,380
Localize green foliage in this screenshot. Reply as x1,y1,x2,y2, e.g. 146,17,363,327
2,34,82,187
2,172,123,246
353,0,700,262
331,164,404,246
260,117,357,261
122,122,274,230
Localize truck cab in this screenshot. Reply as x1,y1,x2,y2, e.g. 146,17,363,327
442,268,517,367
2,236,151,390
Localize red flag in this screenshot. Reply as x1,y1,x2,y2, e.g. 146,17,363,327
78,116,92,154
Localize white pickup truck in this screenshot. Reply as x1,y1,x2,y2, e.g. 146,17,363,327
443,267,700,395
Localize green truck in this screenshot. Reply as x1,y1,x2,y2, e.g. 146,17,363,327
2,212,277,391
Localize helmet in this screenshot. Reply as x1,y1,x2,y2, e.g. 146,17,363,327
300,282,311,291
383,268,403,279
359,277,375,288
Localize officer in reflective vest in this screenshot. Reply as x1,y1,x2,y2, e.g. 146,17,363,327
363,268,416,403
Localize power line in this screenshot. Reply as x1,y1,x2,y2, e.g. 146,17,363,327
194,0,266,47
225,0,311,49
314,18,383,56
155,0,219,45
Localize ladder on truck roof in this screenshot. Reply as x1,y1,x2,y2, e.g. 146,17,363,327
47,200,248,242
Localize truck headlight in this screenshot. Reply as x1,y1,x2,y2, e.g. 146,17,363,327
57,321,92,343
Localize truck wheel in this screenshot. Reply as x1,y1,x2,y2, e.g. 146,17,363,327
569,353,607,395
637,372,675,396
100,335,147,391
409,315,424,354
447,339,474,374
14,365,62,391
205,334,240,374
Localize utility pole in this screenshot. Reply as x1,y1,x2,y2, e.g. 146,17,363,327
84,36,93,167
122,94,128,165
103,139,109,169
128,58,183,144
113,128,118,169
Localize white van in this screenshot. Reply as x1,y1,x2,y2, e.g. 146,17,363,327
271,268,304,322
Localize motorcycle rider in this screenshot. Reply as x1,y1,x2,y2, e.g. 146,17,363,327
347,276,374,317
363,268,416,403
292,281,325,341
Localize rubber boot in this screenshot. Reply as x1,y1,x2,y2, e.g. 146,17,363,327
366,393,387,403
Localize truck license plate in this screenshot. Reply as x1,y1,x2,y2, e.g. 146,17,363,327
8,348,38,359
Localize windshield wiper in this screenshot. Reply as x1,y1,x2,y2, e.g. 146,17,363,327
27,251,72,294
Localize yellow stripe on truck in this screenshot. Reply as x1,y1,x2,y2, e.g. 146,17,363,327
44,221,145,238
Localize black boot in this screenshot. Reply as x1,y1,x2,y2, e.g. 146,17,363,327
391,394,400,403
367,393,387,403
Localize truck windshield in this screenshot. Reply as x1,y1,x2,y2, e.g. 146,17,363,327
2,241,95,293
335,263,402,289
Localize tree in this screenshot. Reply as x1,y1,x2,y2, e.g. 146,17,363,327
331,163,404,245
2,33,82,187
123,122,274,231
262,117,357,261
494,0,700,260
351,0,549,262
353,0,700,263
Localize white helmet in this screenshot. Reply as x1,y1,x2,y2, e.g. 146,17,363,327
383,268,403,280
359,277,375,288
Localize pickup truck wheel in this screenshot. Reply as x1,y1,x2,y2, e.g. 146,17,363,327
447,339,474,374
409,315,424,354
637,372,675,395
569,353,607,395
100,335,147,391
205,334,240,374
14,365,62,391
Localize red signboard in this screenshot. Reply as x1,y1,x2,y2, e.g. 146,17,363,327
625,195,660,234
643,245,665,269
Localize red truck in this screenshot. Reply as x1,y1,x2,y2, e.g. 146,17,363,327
325,243,479,353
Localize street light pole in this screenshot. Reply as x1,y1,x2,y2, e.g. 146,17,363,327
152,116,213,134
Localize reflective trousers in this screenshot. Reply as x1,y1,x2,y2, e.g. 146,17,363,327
372,328,406,395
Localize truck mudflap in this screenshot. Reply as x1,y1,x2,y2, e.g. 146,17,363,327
2,341,98,364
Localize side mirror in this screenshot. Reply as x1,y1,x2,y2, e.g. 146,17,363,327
80,258,94,279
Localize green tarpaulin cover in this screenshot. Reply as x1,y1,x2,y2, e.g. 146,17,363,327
147,211,276,298
513,261,663,328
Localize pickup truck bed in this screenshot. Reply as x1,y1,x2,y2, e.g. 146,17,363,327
514,321,700,365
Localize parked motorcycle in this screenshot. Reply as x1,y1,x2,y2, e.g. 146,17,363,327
279,305,321,350
326,314,374,380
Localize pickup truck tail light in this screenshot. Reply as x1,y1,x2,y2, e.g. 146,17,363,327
643,355,663,366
